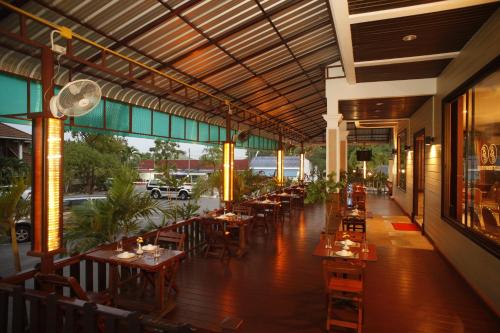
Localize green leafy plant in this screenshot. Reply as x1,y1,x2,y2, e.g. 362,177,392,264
175,202,200,221
304,172,346,205
64,167,160,253
0,178,29,272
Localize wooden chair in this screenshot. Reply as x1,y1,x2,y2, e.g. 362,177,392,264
34,273,111,305
251,203,275,233
227,205,253,241
154,230,185,251
202,219,232,260
139,230,185,297
322,260,365,333
351,191,366,210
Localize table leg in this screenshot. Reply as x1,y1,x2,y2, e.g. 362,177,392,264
155,266,165,314
109,265,118,303
237,224,247,258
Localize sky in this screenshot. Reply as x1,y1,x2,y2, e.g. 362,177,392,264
5,123,248,160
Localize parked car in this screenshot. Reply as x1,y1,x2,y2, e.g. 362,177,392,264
14,196,106,243
146,179,192,200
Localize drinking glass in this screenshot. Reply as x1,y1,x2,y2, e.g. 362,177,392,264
325,235,332,249
116,240,123,252
154,247,161,260
362,241,369,253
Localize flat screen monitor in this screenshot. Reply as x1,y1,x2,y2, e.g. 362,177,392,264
356,150,372,161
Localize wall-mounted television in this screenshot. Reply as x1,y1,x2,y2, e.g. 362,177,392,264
356,150,372,161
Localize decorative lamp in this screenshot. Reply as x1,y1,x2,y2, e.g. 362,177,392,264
223,141,234,202
31,117,63,255
299,149,305,182
276,147,284,186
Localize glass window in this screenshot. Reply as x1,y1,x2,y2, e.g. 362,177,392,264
444,69,500,248
397,130,407,190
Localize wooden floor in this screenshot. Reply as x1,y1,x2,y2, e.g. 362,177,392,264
166,195,499,332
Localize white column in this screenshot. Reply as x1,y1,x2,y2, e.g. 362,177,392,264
339,122,349,174
323,113,343,181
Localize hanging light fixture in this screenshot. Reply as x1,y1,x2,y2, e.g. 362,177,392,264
31,116,63,254
223,142,234,202
299,144,305,183
276,133,284,186
222,100,234,203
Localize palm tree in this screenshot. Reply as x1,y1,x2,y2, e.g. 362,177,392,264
65,167,160,253
0,178,28,272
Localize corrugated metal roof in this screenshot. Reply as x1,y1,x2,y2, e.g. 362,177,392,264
0,0,340,141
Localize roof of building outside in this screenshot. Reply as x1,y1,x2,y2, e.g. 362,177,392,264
138,159,249,171
250,156,302,169
0,123,31,141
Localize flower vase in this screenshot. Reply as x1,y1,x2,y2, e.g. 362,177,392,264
136,243,143,255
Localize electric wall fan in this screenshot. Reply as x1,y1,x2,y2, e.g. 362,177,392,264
232,129,251,143
50,79,101,118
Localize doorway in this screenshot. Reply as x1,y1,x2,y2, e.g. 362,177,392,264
413,130,425,229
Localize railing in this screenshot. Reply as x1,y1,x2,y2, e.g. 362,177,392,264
0,217,210,333
0,189,306,332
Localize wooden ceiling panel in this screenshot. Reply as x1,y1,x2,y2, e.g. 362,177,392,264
339,96,432,120
351,3,499,62
356,59,451,82
348,0,442,15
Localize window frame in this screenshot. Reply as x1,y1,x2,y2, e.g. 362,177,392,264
441,56,500,258
397,129,407,191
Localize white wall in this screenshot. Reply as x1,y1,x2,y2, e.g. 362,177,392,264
393,9,500,314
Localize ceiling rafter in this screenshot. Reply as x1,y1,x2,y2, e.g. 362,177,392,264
253,0,326,105
237,67,323,103
155,0,315,139
30,0,306,140
243,89,325,122
66,0,201,72
220,44,334,99
251,77,324,108
166,20,331,95
125,0,304,86
264,103,325,131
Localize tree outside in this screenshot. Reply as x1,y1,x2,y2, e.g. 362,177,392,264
0,178,29,272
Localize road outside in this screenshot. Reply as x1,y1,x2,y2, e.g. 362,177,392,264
0,185,221,279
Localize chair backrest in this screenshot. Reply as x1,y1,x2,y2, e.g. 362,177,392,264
481,207,499,229
34,273,89,301
322,260,365,291
233,205,252,216
154,230,185,251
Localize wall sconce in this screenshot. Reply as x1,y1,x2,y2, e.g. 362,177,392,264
391,148,398,155
404,145,411,151
31,117,63,255
425,136,434,146
276,148,284,186
223,142,234,202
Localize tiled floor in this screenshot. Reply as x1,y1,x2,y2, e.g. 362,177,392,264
166,195,499,332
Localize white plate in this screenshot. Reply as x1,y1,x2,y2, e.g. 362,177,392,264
340,239,357,246
142,244,157,251
335,250,354,257
225,213,236,217
117,251,136,259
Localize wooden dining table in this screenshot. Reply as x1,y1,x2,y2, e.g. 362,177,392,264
249,199,281,224
313,236,377,261
215,214,254,257
85,248,184,317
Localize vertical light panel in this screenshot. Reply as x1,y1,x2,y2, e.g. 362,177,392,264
46,118,62,252
299,152,305,181
276,149,284,186
223,142,234,202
